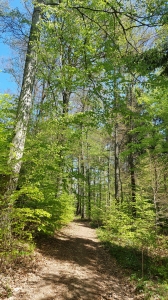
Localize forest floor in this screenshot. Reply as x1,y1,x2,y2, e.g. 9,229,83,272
1,220,144,300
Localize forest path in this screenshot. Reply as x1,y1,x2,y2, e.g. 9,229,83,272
7,220,139,300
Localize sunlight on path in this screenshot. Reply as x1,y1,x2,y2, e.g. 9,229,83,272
7,221,136,300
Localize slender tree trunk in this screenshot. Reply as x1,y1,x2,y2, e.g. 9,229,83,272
62,90,71,114
7,1,42,194
113,75,122,203
107,154,111,205
81,162,86,219
114,122,121,202
80,125,86,219
76,156,82,215
127,84,136,216
128,152,136,216
98,165,102,209
153,160,159,226
87,167,91,220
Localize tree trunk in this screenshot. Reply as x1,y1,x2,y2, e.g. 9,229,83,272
113,75,122,203
81,161,86,219
7,1,42,194
87,167,91,220
107,154,111,205
76,156,82,215
80,124,86,219
127,84,136,216
128,152,136,217
62,90,71,114
114,122,121,202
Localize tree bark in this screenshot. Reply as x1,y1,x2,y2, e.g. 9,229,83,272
128,152,136,217
81,133,86,219
114,122,121,202
7,1,42,194
127,84,136,216
62,90,71,114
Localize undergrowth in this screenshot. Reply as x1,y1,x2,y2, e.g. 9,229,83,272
97,228,168,300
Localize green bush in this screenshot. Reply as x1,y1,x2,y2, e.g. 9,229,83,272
11,186,75,234
45,192,75,230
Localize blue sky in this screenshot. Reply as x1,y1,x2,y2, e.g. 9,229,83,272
0,0,25,94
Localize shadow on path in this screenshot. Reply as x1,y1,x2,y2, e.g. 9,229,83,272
31,221,134,300
36,235,99,268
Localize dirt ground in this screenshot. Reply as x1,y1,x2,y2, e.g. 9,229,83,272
1,220,142,300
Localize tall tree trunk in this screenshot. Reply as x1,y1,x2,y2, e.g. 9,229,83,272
113,75,122,203
80,125,86,219
152,159,159,226
127,84,136,216
7,1,42,194
76,156,82,215
128,152,136,216
114,122,121,202
81,161,86,219
87,167,91,220
107,153,111,205
98,161,102,209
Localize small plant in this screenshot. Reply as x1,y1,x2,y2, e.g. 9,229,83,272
0,283,12,299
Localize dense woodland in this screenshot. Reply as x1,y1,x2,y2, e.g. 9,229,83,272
1,0,168,298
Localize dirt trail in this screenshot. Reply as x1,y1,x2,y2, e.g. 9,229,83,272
5,220,139,300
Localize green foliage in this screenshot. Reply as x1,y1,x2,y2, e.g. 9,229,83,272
99,195,156,249
8,185,52,237
11,184,75,234
11,207,51,238
1,1,168,288
90,206,104,227
0,93,15,175
19,117,77,233
97,192,168,299
48,192,75,230
0,205,35,268
10,185,45,208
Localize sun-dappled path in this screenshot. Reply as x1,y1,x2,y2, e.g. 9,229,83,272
5,220,140,300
